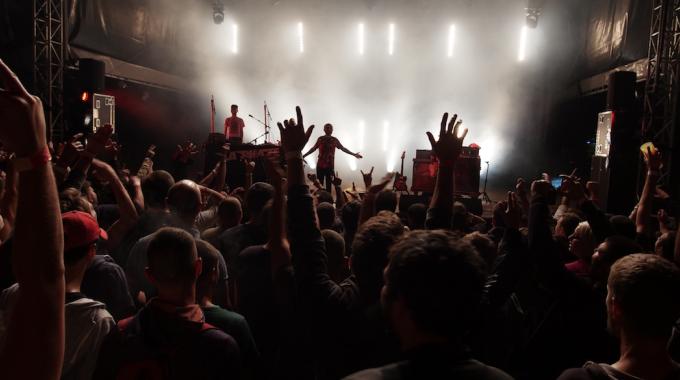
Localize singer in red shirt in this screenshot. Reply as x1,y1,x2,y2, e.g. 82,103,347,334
224,104,245,144
303,123,362,192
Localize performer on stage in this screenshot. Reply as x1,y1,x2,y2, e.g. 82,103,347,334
224,104,245,144
303,123,363,192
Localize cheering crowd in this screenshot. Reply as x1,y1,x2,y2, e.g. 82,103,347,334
1,59,680,380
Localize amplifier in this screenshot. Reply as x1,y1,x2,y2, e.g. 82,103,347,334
411,151,480,195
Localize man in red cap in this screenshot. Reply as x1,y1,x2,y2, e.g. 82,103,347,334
0,211,115,380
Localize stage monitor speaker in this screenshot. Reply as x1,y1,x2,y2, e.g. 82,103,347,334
78,59,105,92
411,153,480,195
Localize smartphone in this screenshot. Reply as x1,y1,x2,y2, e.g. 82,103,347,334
551,177,563,189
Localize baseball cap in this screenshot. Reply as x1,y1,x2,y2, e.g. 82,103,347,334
62,211,108,251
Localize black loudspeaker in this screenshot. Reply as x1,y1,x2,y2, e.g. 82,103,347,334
78,59,105,92
204,133,227,175
591,71,639,215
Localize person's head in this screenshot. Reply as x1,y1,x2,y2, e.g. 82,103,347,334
341,200,361,234
450,202,469,232
407,203,427,230
62,211,107,282
382,230,487,347
323,123,333,135
591,235,643,286
656,231,677,263
351,212,404,299
245,182,274,222
82,180,99,207
166,180,202,223
556,212,582,238
230,104,238,116
568,222,596,261
145,227,201,303
606,254,680,341
463,232,498,271
195,239,221,301
322,229,348,283
316,190,334,205
609,215,636,240
317,202,336,230
59,188,95,218
142,170,175,210
375,190,398,213
217,196,242,229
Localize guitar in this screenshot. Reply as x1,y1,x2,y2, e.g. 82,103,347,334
393,151,409,193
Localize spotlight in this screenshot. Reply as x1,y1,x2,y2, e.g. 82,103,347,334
388,23,395,56
232,23,239,54
213,1,225,25
298,22,304,53
447,24,456,58
518,25,528,61
358,23,365,55
80,91,90,103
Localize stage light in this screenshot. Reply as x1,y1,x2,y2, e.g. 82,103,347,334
213,1,225,24
80,91,90,103
382,121,389,151
388,23,395,55
518,25,528,61
358,120,365,150
447,24,456,57
298,22,304,53
358,23,365,55
386,148,397,172
232,23,239,54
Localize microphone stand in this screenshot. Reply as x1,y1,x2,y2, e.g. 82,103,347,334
249,113,270,145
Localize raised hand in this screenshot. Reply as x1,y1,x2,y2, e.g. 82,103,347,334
0,59,48,156
644,146,662,172
57,133,84,167
426,113,468,162
354,153,363,159
145,144,156,159
504,191,521,229
531,179,553,199
174,141,198,163
277,106,314,153
368,172,396,195
332,171,342,187
360,166,374,188
85,124,114,157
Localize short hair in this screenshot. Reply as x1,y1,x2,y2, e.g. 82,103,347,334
558,212,582,237
341,200,361,233
231,104,238,109
407,203,427,230
147,227,198,285
317,202,336,230
599,235,642,266
217,196,242,227
609,254,680,337
609,215,636,240
375,191,398,213
385,230,487,339
167,180,201,219
463,232,498,271
59,188,93,214
196,239,221,286
142,170,175,209
316,190,333,205
245,182,274,217
351,213,404,290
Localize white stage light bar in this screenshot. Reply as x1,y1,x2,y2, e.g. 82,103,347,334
232,23,239,54
358,23,365,55
518,25,528,61
447,24,456,57
298,22,304,53
388,23,395,55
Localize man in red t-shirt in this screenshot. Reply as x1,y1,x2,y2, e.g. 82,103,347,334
303,123,362,192
224,104,245,144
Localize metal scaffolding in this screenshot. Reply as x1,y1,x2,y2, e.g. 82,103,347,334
33,0,65,142
641,0,680,189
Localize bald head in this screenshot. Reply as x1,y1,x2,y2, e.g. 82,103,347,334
167,180,202,220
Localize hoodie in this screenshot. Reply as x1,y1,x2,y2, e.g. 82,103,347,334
0,283,115,380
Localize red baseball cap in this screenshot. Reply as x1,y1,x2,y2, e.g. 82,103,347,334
62,211,108,251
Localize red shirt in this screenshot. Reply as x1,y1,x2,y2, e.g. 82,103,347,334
315,136,340,169
224,116,245,139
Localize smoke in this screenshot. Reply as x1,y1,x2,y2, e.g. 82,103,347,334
175,0,553,187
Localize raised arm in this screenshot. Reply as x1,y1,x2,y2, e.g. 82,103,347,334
359,172,395,225
91,159,139,250
60,125,113,191
0,163,18,243
302,138,320,158
264,159,291,276
135,144,155,178
0,59,65,380
426,113,467,229
636,147,661,235
336,138,362,159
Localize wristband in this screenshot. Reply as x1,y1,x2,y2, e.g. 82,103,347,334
285,151,303,160
13,146,51,172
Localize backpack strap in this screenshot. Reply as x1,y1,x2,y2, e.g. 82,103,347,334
583,362,612,380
